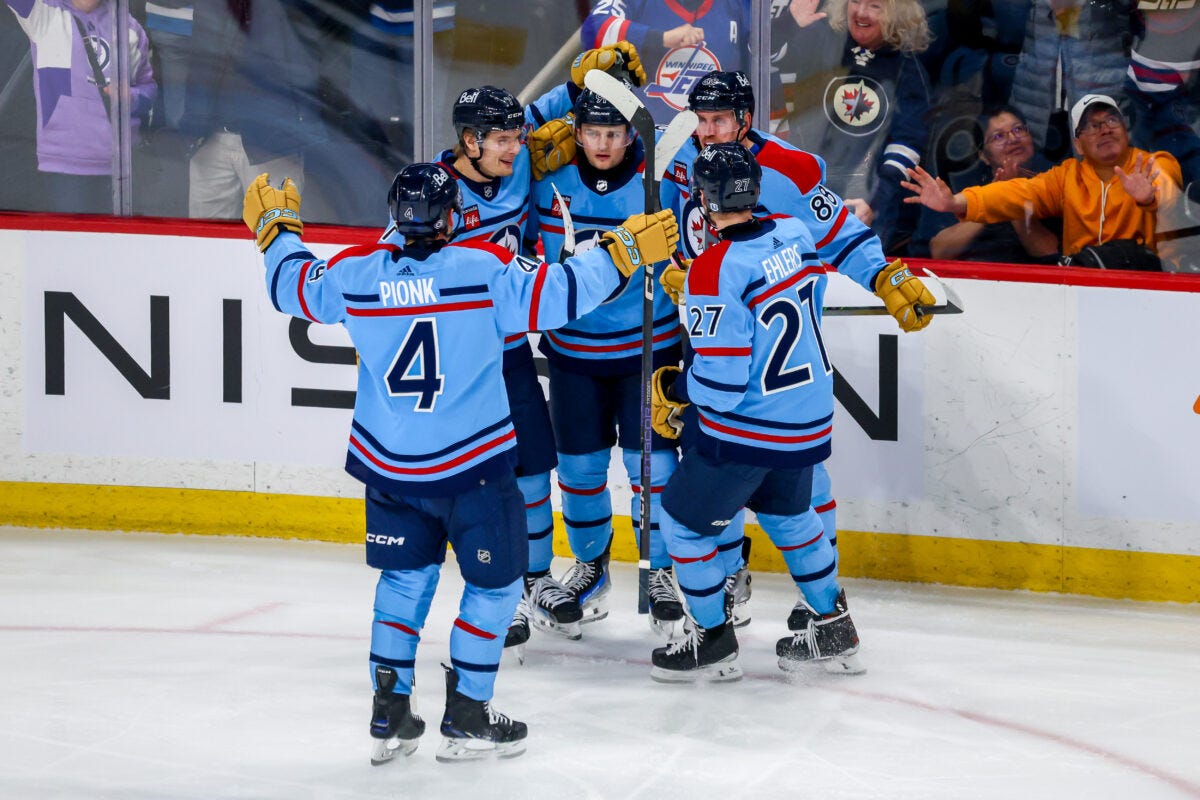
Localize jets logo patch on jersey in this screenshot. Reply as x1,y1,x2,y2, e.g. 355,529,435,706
646,45,722,112
462,205,481,229
683,200,716,257
824,76,889,137
489,224,521,255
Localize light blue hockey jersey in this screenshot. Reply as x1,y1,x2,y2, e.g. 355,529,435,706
675,215,833,468
261,231,620,496
662,129,886,297
531,137,681,375
379,83,577,367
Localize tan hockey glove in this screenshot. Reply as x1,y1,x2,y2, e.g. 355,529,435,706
659,255,691,305
651,366,688,439
873,259,935,332
570,41,647,88
243,173,302,252
528,115,576,181
601,210,679,277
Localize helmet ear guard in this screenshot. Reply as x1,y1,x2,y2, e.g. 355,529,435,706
388,163,463,240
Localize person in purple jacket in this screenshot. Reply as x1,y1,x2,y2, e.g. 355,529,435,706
4,0,155,213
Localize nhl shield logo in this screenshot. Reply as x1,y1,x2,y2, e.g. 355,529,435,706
824,76,888,137
477,549,492,564
646,45,721,112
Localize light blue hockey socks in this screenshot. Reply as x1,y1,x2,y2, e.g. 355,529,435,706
557,450,613,562
758,509,839,615
370,565,441,694
449,577,522,701
661,510,726,629
715,508,748,577
517,472,555,574
621,448,677,569
812,462,838,556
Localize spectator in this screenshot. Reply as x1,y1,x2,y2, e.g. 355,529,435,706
139,0,192,129
773,0,934,253
4,0,155,214
1007,0,1136,161
903,94,1184,267
915,105,1060,262
581,0,751,123
180,0,326,220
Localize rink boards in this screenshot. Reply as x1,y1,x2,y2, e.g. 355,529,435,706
1,218,1198,602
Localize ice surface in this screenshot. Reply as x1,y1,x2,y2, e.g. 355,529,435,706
1,528,1198,800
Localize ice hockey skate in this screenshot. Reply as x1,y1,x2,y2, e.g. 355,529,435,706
436,666,527,762
724,565,752,628
647,566,685,637
369,666,425,765
777,589,865,675
561,552,611,626
525,571,584,639
650,619,742,683
503,597,532,664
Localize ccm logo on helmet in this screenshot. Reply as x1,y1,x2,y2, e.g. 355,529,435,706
366,534,406,546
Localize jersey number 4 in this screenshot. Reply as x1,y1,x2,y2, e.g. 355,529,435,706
386,318,444,412
758,278,831,395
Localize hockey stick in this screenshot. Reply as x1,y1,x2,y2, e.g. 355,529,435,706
823,269,964,317
552,183,575,261
584,69,696,615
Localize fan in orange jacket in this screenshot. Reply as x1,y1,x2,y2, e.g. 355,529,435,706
901,94,1182,257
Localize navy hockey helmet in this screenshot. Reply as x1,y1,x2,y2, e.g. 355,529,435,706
388,163,462,239
690,143,761,214
688,71,755,119
452,86,524,140
573,85,632,129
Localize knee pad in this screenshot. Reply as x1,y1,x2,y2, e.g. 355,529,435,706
556,449,610,490
374,564,441,630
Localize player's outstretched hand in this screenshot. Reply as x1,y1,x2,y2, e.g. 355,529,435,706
659,255,690,305
602,209,679,277
651,366,688,439
529,115,576,180
571,41,647,88
874,259,934,332
243,173,302,252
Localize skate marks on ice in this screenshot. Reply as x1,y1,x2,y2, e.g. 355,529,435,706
1,529,1199,799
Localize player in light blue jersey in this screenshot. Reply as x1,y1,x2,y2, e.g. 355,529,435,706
530,86,686,638
379,82,583,658
658,70,935,631
648,143,900,680
242,164,679,759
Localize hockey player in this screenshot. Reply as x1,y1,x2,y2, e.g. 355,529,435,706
530,86,686,638
649,143,904,679
242,164,679,760
658,70,934,632
381,80,590,658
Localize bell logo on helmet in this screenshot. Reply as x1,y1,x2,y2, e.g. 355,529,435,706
459,89,480,104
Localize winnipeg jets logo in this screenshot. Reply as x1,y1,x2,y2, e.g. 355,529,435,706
81,35,112,84
489,224,521,255
646,45,721,111
683,202,715,257
824,76,888,136
573,230,603,255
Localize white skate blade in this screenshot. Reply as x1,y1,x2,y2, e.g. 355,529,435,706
778,647,866,676
530,613,582,640
649,615,684,639
731,605,751,628
501,641,527,666
650,655,743,684
579,590,611,625
370,735,419,765
435,736,527,763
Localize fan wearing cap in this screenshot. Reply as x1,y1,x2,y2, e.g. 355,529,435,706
902,94,1183,260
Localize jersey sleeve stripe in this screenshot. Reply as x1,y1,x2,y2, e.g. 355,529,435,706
829,228,877,271
347,299,493,316
528,262,550,331
691,372,747,394
694,346,752,357
814,205,848,250
296,261,318,322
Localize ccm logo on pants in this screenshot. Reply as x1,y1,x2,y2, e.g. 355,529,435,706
366,534,406,546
